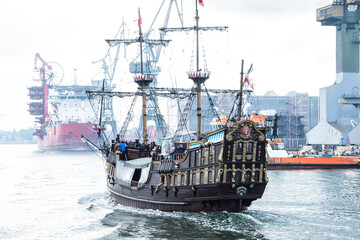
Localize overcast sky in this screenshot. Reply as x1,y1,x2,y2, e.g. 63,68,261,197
0,0,336,131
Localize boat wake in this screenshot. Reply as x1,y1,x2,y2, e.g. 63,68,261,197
96,204,271,239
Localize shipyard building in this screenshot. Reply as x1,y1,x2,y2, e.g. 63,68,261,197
188,91,317,150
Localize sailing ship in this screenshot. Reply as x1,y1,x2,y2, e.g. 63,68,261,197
84,1,269,212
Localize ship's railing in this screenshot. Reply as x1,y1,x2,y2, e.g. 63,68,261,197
140,150,152,158
133,74,154,81
158,157,174,173
152,153,185,161
187,70,210,79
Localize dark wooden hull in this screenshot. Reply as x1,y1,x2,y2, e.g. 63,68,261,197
107,182,266,212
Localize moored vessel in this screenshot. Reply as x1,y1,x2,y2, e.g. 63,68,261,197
267,140,360,169
28,53,99,150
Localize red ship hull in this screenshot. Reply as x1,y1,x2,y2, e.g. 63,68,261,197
37,122,98,151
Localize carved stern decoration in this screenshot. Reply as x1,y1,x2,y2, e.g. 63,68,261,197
220,120,269,203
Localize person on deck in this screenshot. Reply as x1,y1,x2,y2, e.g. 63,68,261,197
177,144,186,154
117,141,128,160
150,141,156,150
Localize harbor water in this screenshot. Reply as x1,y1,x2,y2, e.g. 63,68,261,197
0,144,359,240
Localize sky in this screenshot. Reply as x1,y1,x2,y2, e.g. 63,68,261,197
0,0,336,131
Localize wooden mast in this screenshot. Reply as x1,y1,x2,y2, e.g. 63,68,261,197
195,0,202,140
138,8,148,145
159,1,227,141
98,79,106,138
237,60,244,122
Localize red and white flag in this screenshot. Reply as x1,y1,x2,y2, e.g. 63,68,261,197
244,64,254,90
199,0,204,7
138,11,142,28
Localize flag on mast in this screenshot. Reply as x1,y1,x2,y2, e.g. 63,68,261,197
138,10,142,27
244,64,254,90
199,0,204,7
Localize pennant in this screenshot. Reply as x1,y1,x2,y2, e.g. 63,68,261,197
138,12,142,28
199,0,204,7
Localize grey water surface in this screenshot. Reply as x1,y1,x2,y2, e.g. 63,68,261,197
0,144,359,240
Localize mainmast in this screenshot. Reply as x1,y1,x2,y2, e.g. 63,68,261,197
161,0,227,140
138,8,149,145
106,9,170,145
193,0,205,140
195,0,200,72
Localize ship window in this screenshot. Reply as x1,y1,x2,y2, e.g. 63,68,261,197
209,145,213,155
226,172,232,182
254,171,259,182
245,171,251,182
192,173,197,185
209,171,213,184
214,146,217,163
209,146,213,164
235,171,241,184
200,172,205,184
200,148,205,165
166,175,171,186
194,151,198,167
236,142,242,154
190,151,194,165
246,143,253,154
174,175,178,186
181,174,186,186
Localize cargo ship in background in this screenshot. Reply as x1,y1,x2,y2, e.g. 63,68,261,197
28,53,101,150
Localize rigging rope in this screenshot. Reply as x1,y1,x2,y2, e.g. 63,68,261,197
149,90,170,138
173,84,197,139
119,94,139,140
202,83,220,122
